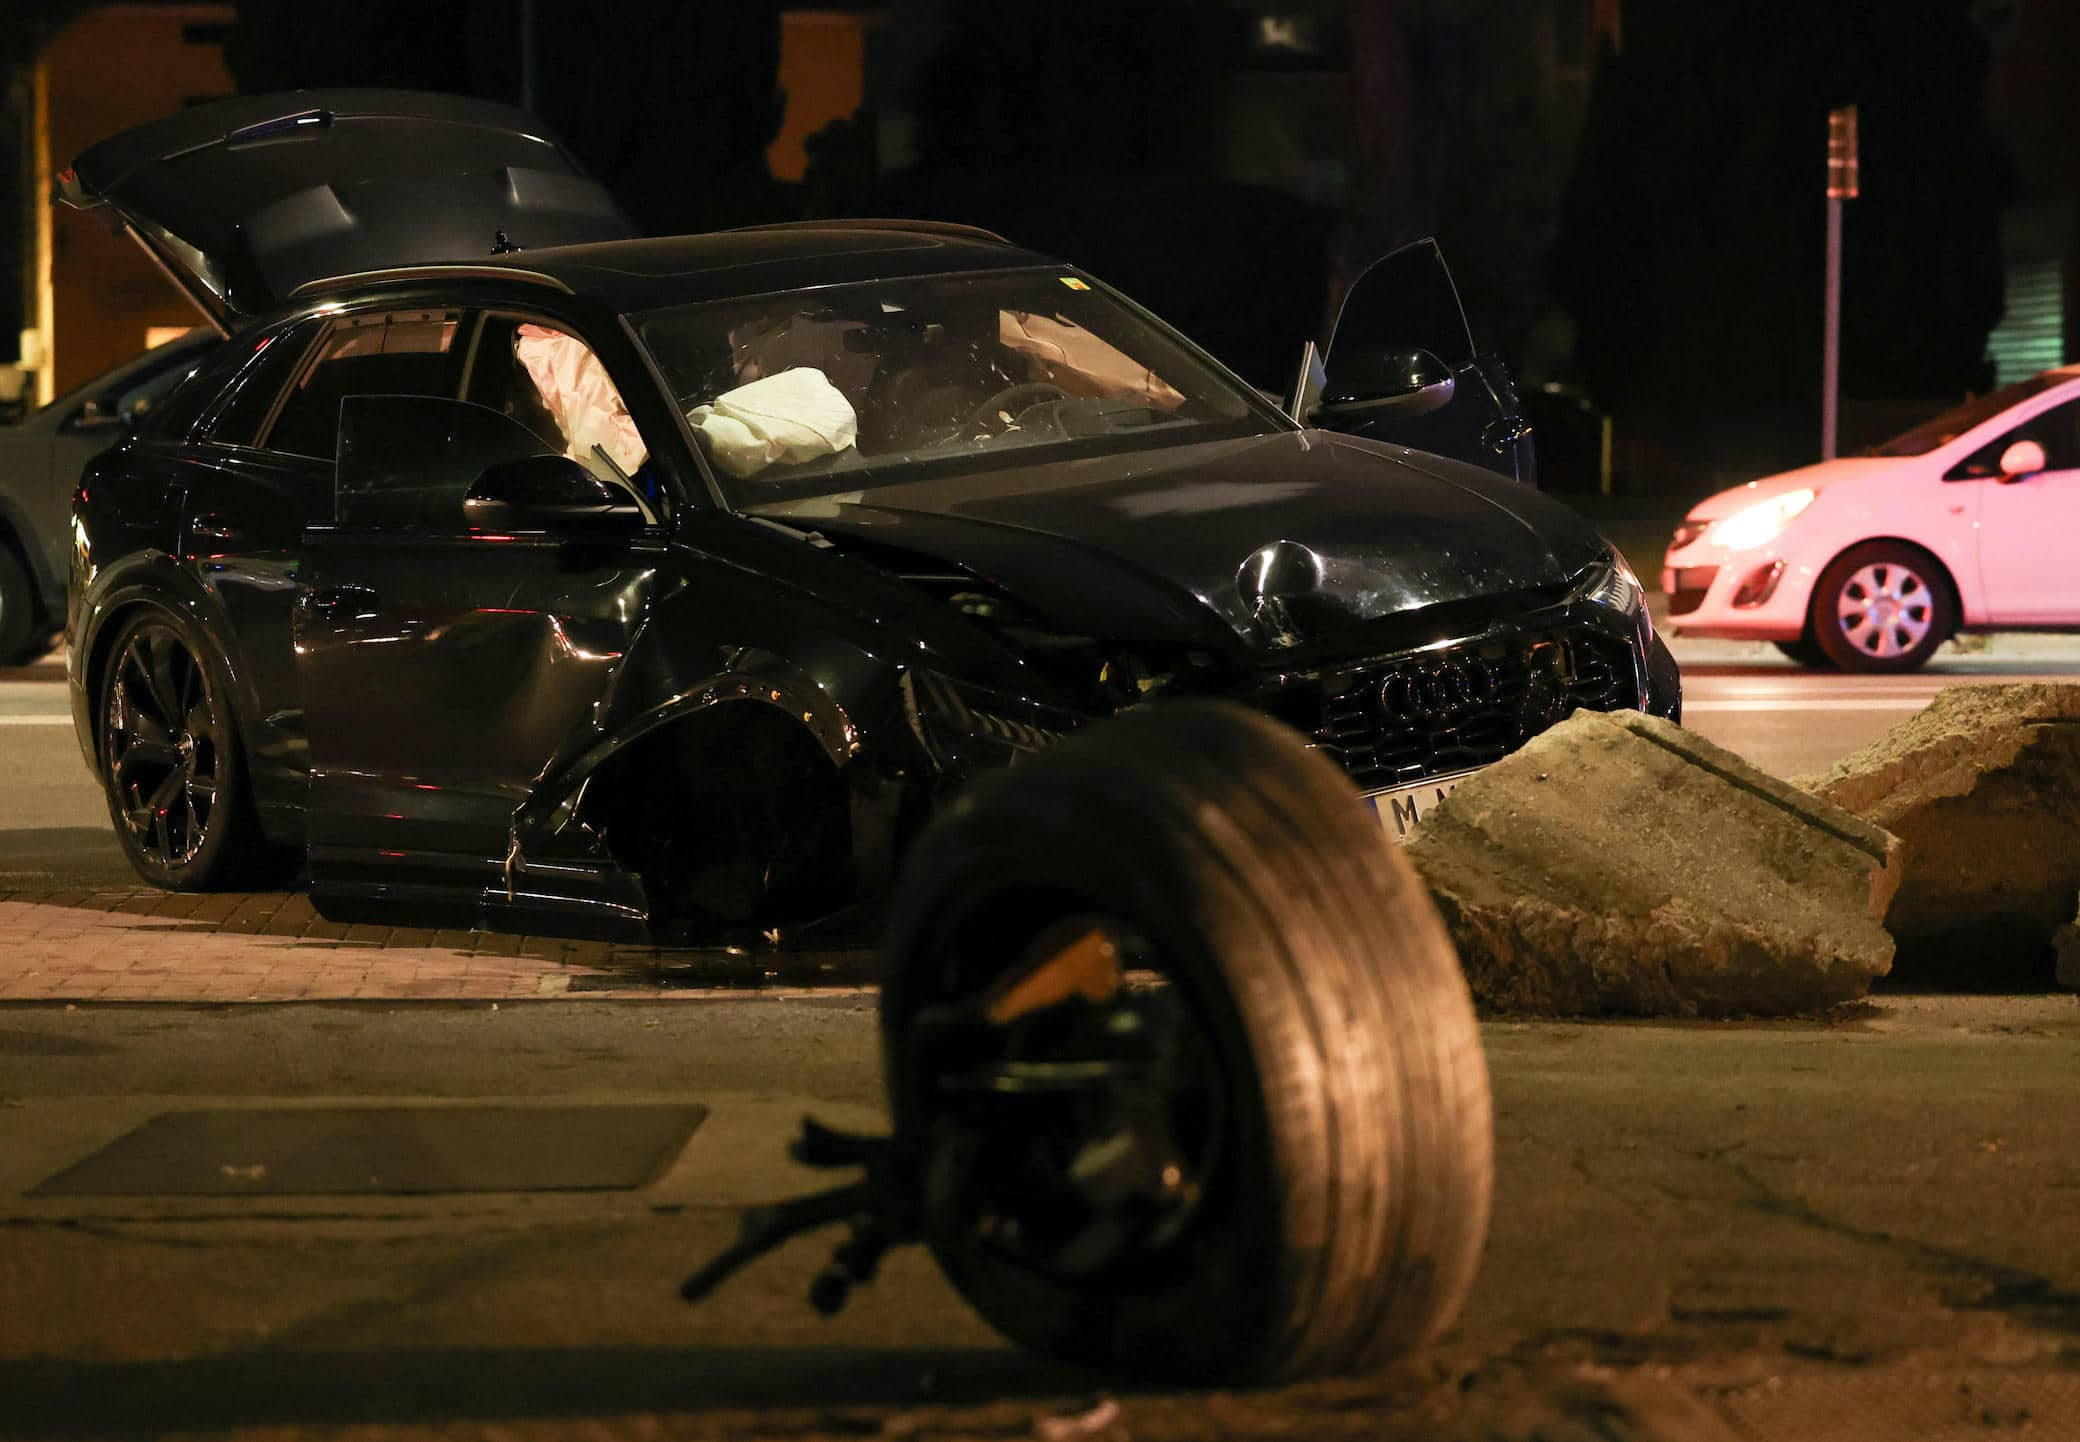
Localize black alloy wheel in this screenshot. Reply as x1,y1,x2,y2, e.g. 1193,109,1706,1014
97,608,256,888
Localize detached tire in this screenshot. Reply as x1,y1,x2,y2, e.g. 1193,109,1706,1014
880,700,1492,1382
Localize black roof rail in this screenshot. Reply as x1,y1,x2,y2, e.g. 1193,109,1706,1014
723,218,1015,247
288,264,575,300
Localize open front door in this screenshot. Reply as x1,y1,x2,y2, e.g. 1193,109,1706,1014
294,393,662,934
1308,239,1534,484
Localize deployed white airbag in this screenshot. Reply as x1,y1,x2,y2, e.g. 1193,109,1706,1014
514,324,649,476
688,367,858,479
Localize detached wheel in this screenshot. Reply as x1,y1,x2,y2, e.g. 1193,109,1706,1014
0,547,42,665
96,604,269,889
1810,541,1954,672
880,700,1492,1382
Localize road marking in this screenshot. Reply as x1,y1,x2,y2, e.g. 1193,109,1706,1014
1684,699,1933,712
0,717,72,726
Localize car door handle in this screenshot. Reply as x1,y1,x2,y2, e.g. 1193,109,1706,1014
299,585,380,618
188,513,241,544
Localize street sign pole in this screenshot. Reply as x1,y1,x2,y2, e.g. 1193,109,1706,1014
1823,105,1859,461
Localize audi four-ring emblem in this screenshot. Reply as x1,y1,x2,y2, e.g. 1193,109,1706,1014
1379,657,1498,721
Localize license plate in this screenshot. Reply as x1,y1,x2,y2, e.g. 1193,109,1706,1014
1361,768,1482,843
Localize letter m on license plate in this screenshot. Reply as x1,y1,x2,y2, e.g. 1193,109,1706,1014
1361,768,1481,843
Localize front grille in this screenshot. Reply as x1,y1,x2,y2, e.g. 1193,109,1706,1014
1288,626,1639,792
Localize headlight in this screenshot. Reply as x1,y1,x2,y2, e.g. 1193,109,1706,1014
1703,488,1815,552
1573,547,1645,617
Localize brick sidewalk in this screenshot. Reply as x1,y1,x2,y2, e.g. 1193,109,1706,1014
0,889,874,1001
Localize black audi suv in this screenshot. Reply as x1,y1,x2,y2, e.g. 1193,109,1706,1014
61,91,1678,942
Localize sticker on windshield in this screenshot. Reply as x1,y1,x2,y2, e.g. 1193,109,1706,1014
1058,276,1090,291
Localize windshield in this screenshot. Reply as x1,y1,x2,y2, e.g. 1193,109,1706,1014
635,269,1278,503
1866,374,2067,456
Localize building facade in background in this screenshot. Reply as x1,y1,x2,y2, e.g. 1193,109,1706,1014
15,3,232,403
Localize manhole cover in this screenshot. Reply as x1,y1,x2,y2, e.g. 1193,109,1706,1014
32,1104,707,1196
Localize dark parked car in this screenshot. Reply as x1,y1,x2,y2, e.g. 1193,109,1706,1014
0,330,216,662
60,91,1678,941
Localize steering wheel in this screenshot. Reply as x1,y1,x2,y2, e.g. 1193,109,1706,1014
960,382,1073,435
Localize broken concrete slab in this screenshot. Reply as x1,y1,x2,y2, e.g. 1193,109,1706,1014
1806,684,2080,985
1405,709,1902,1017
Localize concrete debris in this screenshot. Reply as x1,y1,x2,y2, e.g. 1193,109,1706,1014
1807,684,2080,984
1406,709,1901,1017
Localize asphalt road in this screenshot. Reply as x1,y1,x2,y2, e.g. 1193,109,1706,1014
9,643,2080,891
3,996,2076,1441
1676,650,2080,778
5,644,2079,1438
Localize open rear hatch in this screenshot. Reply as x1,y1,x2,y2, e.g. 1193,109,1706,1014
55,89,636,332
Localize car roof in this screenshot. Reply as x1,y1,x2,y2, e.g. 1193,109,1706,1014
292,221,1062,313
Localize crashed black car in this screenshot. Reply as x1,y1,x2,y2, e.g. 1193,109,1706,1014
60,91,1678,941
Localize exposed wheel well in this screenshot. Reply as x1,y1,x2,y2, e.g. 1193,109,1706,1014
579,702,857,935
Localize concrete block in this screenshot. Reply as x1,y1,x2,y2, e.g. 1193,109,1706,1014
1406,708,1901,1017
1808,684,2080,984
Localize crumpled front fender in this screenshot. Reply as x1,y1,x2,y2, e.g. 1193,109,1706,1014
511,646,877,850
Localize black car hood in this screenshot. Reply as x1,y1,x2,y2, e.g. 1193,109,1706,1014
748,430,1610,653
56,90,634,329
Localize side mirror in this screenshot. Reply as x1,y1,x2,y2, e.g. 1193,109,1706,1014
1313,346,1456,423
65,398,128,433
464,455,643,531
1998,439,2047,483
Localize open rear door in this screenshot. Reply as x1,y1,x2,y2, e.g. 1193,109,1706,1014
1312,239,1535,484
55,90,635,331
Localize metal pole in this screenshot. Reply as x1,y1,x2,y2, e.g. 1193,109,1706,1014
1823,194,1841,461
519,0,538,113
1822,105,1858,461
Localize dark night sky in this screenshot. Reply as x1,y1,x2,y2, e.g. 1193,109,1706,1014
9,0,2070,492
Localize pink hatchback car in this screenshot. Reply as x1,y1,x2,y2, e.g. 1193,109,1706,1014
1663,367,2080,671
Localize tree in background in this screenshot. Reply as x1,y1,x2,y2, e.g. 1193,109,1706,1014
886,0,1334,386
1556,1,2009,493
1328,1,1463,331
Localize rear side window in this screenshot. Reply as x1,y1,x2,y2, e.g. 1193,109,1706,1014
261,310,464,460
133,341,243,442
199,322,320,447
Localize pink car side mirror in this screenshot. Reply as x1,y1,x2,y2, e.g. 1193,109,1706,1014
1998,439,2047,483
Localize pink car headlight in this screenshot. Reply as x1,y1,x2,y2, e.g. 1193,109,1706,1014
1702,489,1815,552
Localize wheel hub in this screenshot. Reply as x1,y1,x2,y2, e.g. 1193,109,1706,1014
1837,561,1933,658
